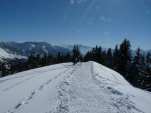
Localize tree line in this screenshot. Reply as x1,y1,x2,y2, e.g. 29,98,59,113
84,39,151,90
0,39,151,91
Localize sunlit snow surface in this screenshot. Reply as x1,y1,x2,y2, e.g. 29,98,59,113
0,61,151,113
0,48,26,61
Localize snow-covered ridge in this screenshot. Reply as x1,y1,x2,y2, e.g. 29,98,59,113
0,42,70,57
0,61,151,113
0,47,26,61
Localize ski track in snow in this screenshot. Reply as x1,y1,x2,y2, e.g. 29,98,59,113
0,64,71,85
4,65,74,113
90,63,145,113
1,76,35,92
52,63,81,113
0,62,151,113
0,65,72,92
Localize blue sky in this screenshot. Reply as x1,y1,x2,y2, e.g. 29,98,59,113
0,0,151,49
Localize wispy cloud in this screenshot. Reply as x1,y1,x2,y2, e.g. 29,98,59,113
69,0,75,5
99,16,112,23
69,0,87,5
103,31,110,36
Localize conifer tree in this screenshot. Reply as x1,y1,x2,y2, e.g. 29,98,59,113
113,45,120,70
146,52,151,65
128,48,141,86
118,39,131,77
106,48,113,67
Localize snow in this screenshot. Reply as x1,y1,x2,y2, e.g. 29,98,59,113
0,48,13,60
0,47,26,61
31,44,36,48
0,61,151,113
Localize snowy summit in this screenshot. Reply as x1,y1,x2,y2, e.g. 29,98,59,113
0,61,151,113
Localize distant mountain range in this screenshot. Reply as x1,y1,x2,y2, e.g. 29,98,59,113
60,44,92,55
0,42,92,61
0,41,150,61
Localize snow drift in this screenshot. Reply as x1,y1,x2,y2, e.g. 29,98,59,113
0,61,151,113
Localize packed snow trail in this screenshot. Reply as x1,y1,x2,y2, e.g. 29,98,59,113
0,62,151,113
